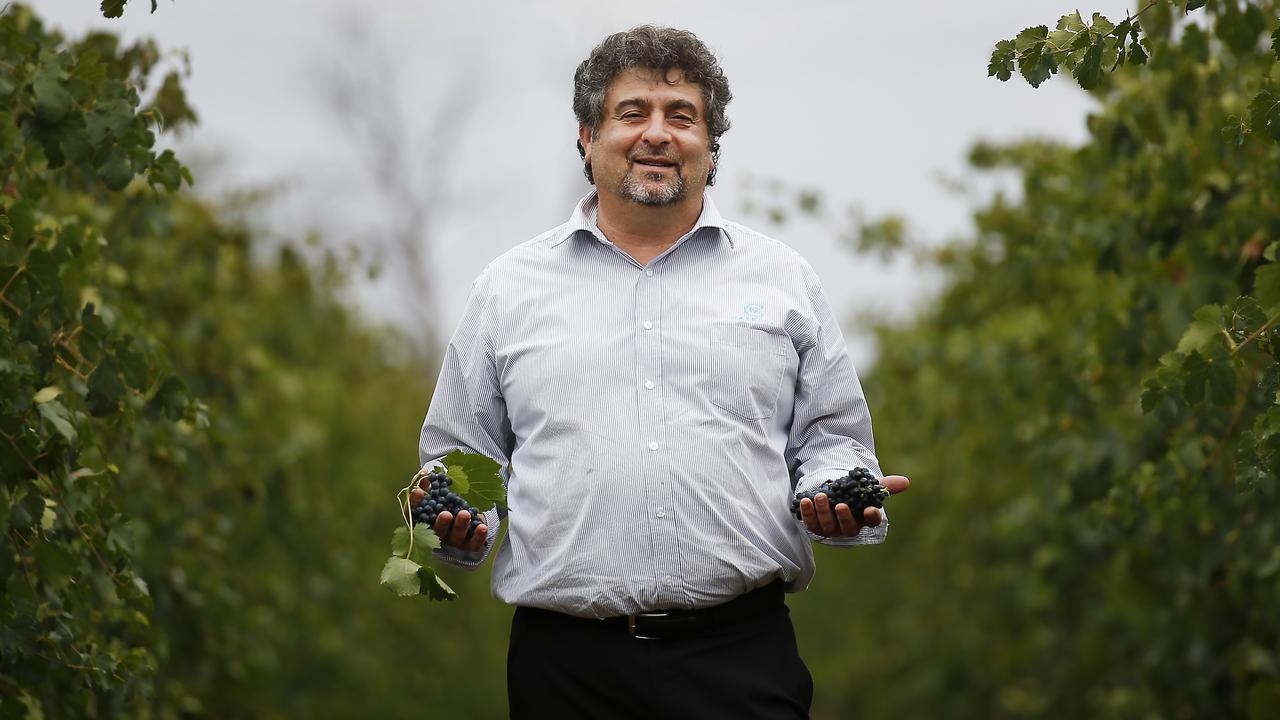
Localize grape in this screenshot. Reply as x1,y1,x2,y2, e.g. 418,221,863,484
791,467,889,521
412,471,485,538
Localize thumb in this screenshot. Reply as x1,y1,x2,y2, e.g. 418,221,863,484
881,475,910,495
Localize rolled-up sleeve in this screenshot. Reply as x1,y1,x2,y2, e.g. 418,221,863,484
419,270,515,568
785,262,888,547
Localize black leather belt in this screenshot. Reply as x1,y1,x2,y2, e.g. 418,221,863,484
595,581,786,640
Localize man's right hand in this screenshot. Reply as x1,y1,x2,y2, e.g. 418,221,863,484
405,481,489,553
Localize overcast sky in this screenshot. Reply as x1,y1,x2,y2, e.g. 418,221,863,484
29,0,1137,367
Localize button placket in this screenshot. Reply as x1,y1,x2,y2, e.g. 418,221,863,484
637,264,679,604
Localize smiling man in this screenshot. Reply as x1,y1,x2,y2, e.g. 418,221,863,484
413,25,908,718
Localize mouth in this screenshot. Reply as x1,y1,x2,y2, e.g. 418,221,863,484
632,157,677,169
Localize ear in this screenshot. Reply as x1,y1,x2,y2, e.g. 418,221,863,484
578,124,592,164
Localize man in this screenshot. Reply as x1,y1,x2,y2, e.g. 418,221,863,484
412,25,909,719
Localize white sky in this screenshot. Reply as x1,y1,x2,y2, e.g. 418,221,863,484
29,0,1138,368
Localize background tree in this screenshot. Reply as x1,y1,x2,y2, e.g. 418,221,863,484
782,1,1280,718
1,5,508,717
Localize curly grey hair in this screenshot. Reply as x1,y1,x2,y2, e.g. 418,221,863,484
573,25,732,186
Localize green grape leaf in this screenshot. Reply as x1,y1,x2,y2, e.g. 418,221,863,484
391,523,441,565
1089,13,1115,37
1177,304,1225,353
33,386,60,404
1249,89,1280,142
1073,42,1105,90
1264,242,1279,263
1255,264,1280,313
442,449,506,510
37,401,76,443
1185,0,1206,12
101,0,127,18
1273,24,1280,60
1222,115,1246,149
145,375,187,420
87,356,124,417
33,70,72,122
1015,26,1055,87
1206,357,1236,408
446,464,470,494
1128,35,1148,66
418,566,457,601
988,39,1016,81
1181,351,1210,405
379,556,422,597
97,146,134,191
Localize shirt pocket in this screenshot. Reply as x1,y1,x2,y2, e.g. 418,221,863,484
709,321,790,420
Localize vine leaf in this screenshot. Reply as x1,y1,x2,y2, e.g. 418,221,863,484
442,449,506,510
391,524,440,565
988,39,1016,81
418,566,457,601
1015,26,1055,87
1255,264,1280,313
379,557,422,597
100,0,127,19
1177,305,1224,354
1249,89,1280,142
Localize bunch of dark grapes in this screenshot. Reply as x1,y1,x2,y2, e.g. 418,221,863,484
411,471,483,538
791,467,889,520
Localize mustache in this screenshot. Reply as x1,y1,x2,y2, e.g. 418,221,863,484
628,150,680,165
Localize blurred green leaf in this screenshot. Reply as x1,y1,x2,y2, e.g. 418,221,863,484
1249,89,1280,142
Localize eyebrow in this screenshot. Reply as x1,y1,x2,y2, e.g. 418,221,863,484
613,97,700,116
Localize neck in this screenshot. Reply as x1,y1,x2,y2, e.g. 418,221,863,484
595,191,704,256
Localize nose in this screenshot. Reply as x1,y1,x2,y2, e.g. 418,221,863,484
640,115,672,145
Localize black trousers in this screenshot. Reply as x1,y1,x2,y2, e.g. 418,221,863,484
507,597,813,719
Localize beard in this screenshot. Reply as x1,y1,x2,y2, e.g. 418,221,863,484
617,165,687,206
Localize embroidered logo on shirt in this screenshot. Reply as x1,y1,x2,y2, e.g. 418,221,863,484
733,303,765,322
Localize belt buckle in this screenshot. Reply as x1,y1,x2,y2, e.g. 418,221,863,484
628,611,668,640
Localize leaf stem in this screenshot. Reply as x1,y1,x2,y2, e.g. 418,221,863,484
1231,310,1280,355
0,265,25,299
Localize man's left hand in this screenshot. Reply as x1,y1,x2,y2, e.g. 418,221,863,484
799,474,910,538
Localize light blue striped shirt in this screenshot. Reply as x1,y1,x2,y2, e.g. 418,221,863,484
419,190,887,619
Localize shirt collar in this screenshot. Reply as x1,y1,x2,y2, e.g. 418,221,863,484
551,189,735,249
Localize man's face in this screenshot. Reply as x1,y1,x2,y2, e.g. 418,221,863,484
580,67,714,207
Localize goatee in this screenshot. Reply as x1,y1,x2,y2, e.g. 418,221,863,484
618,169,686,206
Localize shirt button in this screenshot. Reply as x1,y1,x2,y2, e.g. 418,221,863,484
656,507,665,518
645,269,654,277
648,441,659,451
662,576,672,586
642,321,653,330
644,380,655,390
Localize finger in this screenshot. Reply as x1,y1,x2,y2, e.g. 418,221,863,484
463,524,488,552
405,488,426,518
814,493,840,536
446,510,472,547
799,497,821,534
433,511,455,541
863,506,882,527
834,503,861,536
881,475,910,495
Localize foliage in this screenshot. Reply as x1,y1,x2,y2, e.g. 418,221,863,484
2,6,510,718
786,1,1280,718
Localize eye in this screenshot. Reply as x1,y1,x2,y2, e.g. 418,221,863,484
620,111,644,121
670,114,695,126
